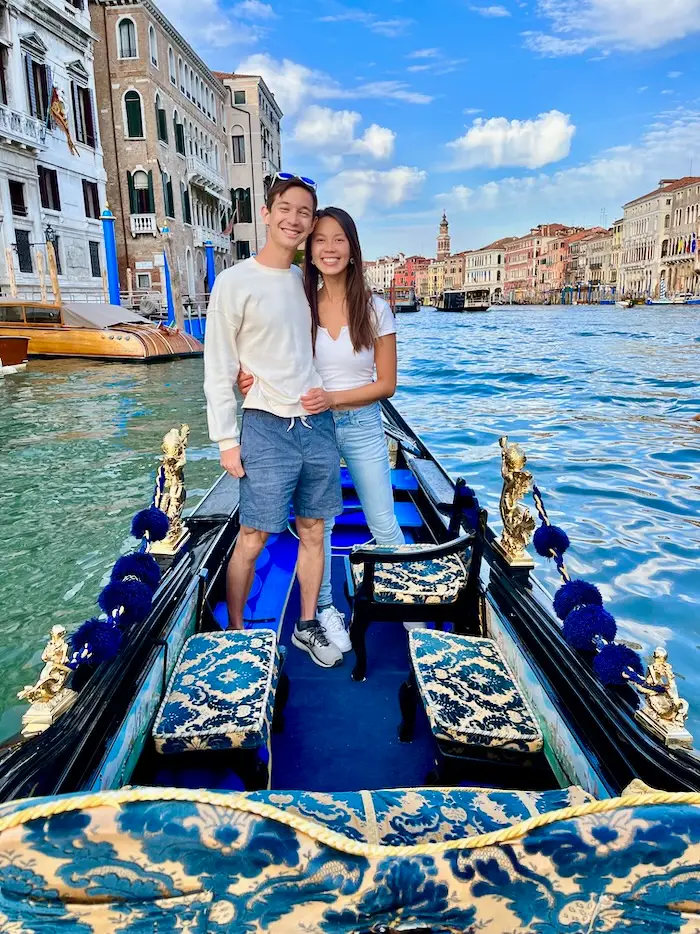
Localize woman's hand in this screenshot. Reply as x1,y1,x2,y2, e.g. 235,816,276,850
301,387,332,414
236,370,254,397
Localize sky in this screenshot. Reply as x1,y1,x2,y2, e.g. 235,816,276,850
158,0,700,259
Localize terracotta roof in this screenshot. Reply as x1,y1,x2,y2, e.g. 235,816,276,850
479,236,518,251
565,227,607,244
624,176,700,208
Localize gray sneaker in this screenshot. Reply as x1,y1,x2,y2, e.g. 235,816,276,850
292,619,343,668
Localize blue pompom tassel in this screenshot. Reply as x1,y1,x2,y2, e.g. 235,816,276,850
458,485,480,529
533,523,570,558
562,604,616,651
112,552,162,591
553,579,603,621
71,617,123,665
593,642,644,687
98,579,153,626
131,506,169,542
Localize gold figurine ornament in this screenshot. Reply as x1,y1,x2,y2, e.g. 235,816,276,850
496,436,536,565
149,424,191,556
634,646,693,749
17,625,77,737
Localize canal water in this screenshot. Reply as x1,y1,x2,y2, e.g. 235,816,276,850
1,305,699,742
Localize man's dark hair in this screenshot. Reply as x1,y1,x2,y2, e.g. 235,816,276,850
266,177,318,213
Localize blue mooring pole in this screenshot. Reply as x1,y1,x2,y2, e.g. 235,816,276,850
162,225,175,327
205,240,216,293
101,207,121,305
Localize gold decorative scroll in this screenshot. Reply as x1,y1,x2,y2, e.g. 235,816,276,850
497,435,536,563
17,625,77,737
634,647,693,749
149,424,191,556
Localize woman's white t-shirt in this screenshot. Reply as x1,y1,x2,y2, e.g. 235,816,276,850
314,296,396,391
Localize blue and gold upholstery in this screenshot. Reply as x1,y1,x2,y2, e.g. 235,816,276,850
350,543,468,604
0,786,698,932
247,785,595,844
410,629,543,753
152,629,279,755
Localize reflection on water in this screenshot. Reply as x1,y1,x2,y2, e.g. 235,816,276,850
1,305,699,740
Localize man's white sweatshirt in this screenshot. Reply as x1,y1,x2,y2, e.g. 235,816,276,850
203,257,322,451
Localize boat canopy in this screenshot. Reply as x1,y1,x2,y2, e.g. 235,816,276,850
62,303,152,330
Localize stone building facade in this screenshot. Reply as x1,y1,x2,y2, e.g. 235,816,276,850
658,178,700,296
0,0,107,300
216,72,282,260
465,237,514,301
90,0,230,307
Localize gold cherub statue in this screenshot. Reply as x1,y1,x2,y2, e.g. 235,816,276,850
150,423,191,555
498,436,536,562
18,625,72,704
635,646,693,749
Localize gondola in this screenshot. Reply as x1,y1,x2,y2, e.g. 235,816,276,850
1,402,698,931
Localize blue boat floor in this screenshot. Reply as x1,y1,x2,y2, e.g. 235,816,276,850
272,554,435,793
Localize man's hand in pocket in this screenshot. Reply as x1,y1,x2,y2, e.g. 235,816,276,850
221,445,245,478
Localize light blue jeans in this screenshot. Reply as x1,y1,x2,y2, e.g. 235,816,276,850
318,402,405,609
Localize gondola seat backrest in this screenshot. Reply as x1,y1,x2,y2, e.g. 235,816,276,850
0,787,698,932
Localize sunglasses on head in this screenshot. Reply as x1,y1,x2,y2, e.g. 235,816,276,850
274,172,317,191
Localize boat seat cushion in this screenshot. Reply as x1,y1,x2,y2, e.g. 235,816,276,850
410,629,543,753
247,785,595,845
152,630,279,755
350,543,468,604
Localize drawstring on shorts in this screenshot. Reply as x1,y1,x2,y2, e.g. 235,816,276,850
287,416,313,432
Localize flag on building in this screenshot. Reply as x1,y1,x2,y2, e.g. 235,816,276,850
49,87,79,156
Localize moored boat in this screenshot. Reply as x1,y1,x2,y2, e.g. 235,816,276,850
392,287,420,313
0,335,28,374
436,289,491,312
1,404,698,927
0,299,202,362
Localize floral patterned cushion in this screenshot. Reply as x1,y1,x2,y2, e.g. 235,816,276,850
246,785,595,845
350,543,468,604
410,629,543,753
0,788,698,933
152,630,279,754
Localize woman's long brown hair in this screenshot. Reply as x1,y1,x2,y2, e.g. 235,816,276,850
304,206,376,353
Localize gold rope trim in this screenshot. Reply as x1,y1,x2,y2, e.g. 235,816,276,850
0,787,699,858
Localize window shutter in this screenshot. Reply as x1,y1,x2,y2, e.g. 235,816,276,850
25,54,37,117
147,170,154,213
82,179,90,216
52,170,61,210
45,64,53,125
84,88,96,148
71,81,84,142
127,171,137,214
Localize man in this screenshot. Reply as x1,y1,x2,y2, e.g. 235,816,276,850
203,176,343,668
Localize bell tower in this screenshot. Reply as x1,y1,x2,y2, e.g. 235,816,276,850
437,211,450,261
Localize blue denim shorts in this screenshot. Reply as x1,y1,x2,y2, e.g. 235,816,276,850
239,409,343,533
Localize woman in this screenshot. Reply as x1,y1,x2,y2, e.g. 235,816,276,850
239,207,404,653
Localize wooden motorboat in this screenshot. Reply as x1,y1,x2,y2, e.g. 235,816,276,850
0,335,28,374
0,300,202,362
1,404,698,929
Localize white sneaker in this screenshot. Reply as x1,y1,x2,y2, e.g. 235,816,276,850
403,621,427,631
292,619,343,668
317,605,352,653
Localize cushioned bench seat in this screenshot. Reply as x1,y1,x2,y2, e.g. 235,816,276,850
350,543,468,605
249,785,595,845
152,629,280,755
409,629,543,754
341,467,418,491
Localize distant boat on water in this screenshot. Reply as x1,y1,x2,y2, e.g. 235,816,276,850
436,289,490,312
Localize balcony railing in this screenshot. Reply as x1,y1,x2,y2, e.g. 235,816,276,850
261,157,277,178
192,226,231,252
0,103,47,149
130,214,157,237
186,154,226,197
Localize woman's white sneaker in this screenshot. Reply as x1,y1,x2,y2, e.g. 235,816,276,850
317,606,352,653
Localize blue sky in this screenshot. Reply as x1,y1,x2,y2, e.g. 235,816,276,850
160,0,700,258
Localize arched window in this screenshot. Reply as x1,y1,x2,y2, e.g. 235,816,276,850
148,25,158,66
118,18,137,58
124,90,143,138
178,57,184,93
155,93,167,143
234,187,252,224
168,47,176,84
173,109,185,154
231,125,245,164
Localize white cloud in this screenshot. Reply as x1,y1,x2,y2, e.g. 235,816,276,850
293,105,395,167
325,167,427,217
318,8,413,37
235,0,276,18
236,53,432,115
408,48,440,58
525,0,700,56
471,5,511,16
447,110,575,169
464,107,483,114
439,108,700,223
158,0,264,50
667,70,682,78
407,57,467,74
637,86,648,93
